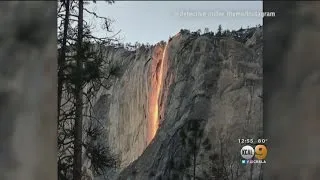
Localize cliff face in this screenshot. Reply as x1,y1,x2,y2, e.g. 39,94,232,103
83,46,152,174
85,27,263,180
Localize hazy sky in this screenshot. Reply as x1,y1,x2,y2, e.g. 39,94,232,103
86,1,262,45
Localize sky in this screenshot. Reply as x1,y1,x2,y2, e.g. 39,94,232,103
86,1,262,45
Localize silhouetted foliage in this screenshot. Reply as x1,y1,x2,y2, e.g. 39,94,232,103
204,27,209,34
85,142,118,176
57,1,119,179
178,119,206,180
196,29,201,35
180,29,191,35
216,24,222,37
81,57,119,177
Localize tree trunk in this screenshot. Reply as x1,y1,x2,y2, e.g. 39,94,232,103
73,0,84,179
57,0,70,121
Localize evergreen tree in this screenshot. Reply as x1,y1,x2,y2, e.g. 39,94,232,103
204,27,209,34
57,1,119,179
217,25,222,37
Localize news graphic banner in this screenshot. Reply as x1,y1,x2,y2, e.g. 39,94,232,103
239,138,268,164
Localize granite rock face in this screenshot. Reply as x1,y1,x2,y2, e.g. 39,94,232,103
86,28,263,180
83,46,155,179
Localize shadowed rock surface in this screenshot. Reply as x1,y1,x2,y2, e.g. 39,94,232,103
84,27,263,180
0,2,57,180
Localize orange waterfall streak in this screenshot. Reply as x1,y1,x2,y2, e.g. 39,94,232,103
148,43,168,144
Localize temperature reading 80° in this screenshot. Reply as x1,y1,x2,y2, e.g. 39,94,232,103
257,139,268,144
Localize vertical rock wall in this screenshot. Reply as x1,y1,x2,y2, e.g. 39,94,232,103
117,29,263,179
86,44,168,176
87,28,262,180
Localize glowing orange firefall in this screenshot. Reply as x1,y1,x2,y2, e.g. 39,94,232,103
148,43,168,144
